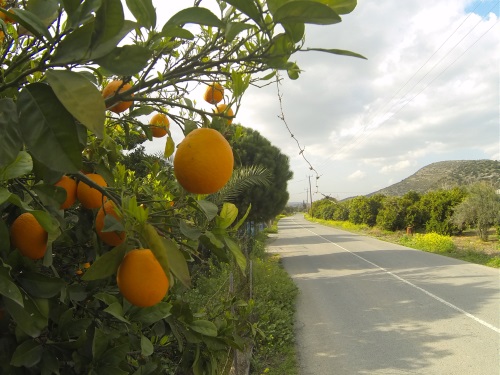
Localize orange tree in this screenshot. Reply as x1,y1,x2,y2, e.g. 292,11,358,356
0,0,363,373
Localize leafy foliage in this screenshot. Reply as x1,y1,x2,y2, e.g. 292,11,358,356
451,182,500,240
230,125,294,223
0,0,360,373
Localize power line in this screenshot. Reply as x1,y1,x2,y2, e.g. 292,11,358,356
317,2,499,168
320,1,500,166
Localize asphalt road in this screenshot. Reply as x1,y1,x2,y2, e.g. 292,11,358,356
267,214,500,375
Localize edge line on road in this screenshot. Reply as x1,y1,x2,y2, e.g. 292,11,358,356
299,222,500,334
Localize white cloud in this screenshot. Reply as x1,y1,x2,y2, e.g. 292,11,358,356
380,160,412,174
149,0,499,203
348,170,366,180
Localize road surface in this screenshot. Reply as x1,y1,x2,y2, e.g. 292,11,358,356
267,214,500,375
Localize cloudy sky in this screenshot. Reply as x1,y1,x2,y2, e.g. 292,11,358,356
146,0,499,203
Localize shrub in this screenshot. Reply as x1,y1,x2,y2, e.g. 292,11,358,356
400,232,456,253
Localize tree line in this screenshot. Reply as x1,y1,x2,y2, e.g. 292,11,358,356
311,182,500,240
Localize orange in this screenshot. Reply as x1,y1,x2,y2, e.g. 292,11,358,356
0,9,15,24
203,83,224,104
214,104,234,125
102,80,133,113
76,173,107,209
54,175,77,209
10,213,48,260
95,200,126,247
149,113,170,138
173,128,234,194
116,249,169,307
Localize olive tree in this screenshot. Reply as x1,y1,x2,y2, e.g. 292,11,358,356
452,182,500,241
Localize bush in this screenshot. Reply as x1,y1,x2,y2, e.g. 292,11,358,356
250,255,299,375
400,232,456,253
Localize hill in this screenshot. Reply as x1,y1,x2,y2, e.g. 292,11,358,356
368,160,500,197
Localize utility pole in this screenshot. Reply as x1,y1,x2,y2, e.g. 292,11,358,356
308,175,314,218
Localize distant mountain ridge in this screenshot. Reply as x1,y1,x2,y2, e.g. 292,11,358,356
368,160,500,197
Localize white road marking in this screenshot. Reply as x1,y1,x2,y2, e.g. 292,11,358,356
298,222,500,334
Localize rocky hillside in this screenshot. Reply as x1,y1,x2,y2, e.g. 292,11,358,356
368,160,500,197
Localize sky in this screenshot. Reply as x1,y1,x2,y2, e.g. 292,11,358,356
144,0,499,204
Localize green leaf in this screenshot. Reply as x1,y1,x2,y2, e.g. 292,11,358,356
315,0,357,15
223,0,262,25
283,22,305,43
129,106,155,117
161,237,191,288
46,69,105,139
101,213,125,233
225,22,254,43
140,335,154,357
189,320,218,337
30,210,60,235
17,83,83,173
10,340,43,368
82,243,127,280
202,231,224,249
25,0,59,26
265,33,294,69
95,292,120,306
160,25,194,40
232,204,251,231
224,237,247,272
0,98,22,168
17,271,65,299
165,7,223,28
274,1,342,25
68,284,87,302
101,343,129,366
40,350,60,375
216,203,238,229
164,136,175,158
231,71,250,99
32,183,67,208
92,327,110,361
4,294,48,337
196,200,218,221
130,302,172,325
287,62,301,80
144,224,170,280
125,0,156,29
303,47,367,59
97,367,130,375
94,45,152,76
0,151,33,181
63,0,102,29
104,302,130,323
0,221,9,253
0,266,24,306
6,8,53,42
90,0,136,60
179,220,202,240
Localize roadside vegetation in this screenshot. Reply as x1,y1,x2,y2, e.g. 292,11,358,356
183,228,299,375
0,0,362,373
305,215,500,268
305,182,500,268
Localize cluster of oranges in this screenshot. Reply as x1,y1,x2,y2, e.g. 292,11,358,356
102,80,170,139
8,172,167,307
9,80,237,308
172,82,235,194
